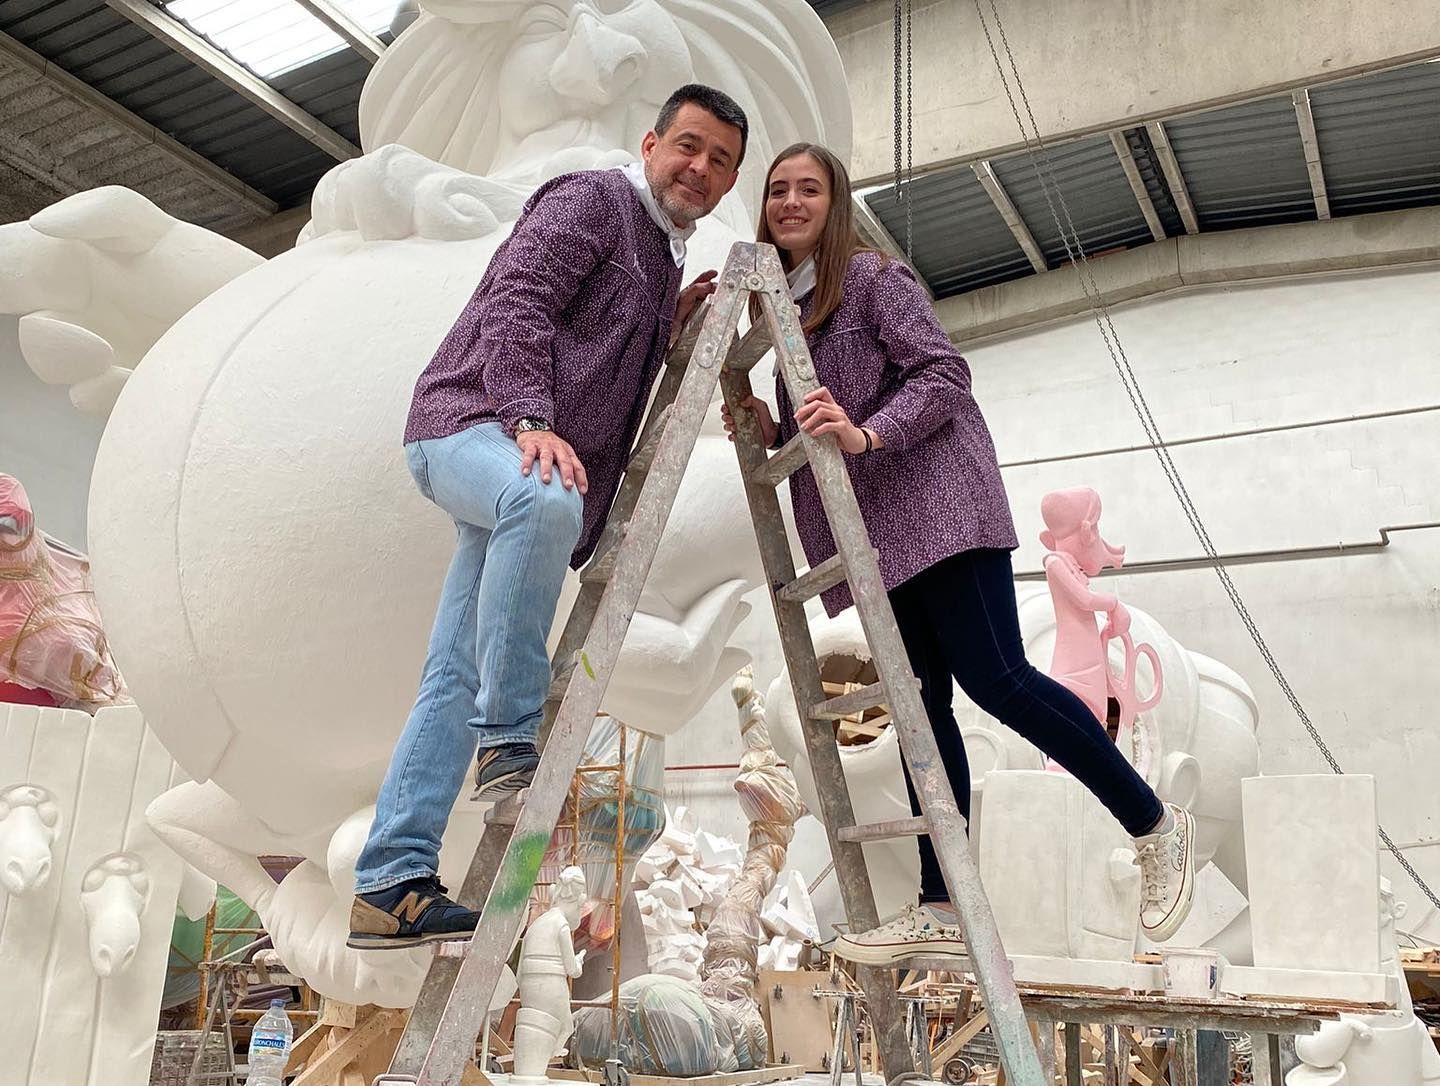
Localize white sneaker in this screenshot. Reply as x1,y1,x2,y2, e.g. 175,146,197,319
833,905,966,966
1135,804,1196,942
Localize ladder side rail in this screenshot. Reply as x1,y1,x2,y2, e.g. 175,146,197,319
752,248,1045,1086
721,244,914,1081
407,245,755,1086
388,296,708,1076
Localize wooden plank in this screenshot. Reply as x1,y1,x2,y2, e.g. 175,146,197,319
285,1021,330,1073
759,970,834,1071
929,1008,990,1065
291,1010,404,1085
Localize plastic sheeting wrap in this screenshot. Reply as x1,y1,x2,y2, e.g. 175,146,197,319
570,974,720,1075
0,475,126,709
700,670,805,1014
535,716,665,951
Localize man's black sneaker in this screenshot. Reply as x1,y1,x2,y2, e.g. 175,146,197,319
347,875,478,950
472,741,539,801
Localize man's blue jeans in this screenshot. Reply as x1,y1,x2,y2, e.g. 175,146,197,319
354,423,582,893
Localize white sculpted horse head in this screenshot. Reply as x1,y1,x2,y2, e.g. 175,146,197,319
73,0,850,1005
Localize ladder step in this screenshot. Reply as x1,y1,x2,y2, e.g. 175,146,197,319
626,405,672,475
482,788,529,826
777,554,849,603
837,816,931,844
750,433,808,488
579,529,625,585
722,322,773,372
811,681,887,720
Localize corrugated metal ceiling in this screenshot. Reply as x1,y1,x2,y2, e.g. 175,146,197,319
867,58,1440,299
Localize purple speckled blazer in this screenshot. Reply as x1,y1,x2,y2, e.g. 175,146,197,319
405,169,683,567
776,251,1018,616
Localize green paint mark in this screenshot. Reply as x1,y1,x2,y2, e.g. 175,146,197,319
492,831,551,912
580,652,596,680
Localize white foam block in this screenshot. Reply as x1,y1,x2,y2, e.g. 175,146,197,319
1242,775,1381,975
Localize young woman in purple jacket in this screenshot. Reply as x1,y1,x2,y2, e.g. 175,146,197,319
722,143,1196,965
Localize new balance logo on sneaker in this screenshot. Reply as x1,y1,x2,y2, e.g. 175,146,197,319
347,875,480,950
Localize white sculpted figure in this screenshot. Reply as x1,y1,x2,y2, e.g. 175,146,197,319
0,783,62,895
79,852,152,977
0,0,849,1006
513,866,588,1083
1287,878,1440,1086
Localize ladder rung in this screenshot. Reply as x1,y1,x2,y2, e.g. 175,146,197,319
722,322,772,372
837,816,930,844
626,405,671,475
750,434,808,488
812,681,887,720
777,554,848,603
579,529,624,585
483,788,529,825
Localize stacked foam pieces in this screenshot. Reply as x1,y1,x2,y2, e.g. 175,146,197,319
633,804,744,982
757,868,820,971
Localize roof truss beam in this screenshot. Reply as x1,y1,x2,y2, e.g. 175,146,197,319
972,160,1047,273
1109,131,1166,242
102,0,360,162
1291,88,1332,220
852,192,935,299
1144,120,1200,235
291,0,384,64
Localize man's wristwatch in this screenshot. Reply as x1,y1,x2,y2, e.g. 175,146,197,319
515,417,551,434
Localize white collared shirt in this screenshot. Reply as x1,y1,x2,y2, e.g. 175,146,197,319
621,161,694,267
787,255,817,301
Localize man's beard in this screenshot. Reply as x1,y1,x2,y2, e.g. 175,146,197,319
656,185,699,226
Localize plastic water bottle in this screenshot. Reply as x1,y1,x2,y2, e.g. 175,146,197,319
245,998,293,1086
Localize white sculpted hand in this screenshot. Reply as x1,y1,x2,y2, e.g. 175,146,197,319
0,187,261,417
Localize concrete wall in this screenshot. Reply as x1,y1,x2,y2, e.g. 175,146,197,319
0,316,104,549
828,0,1440,181
665,263,1440,940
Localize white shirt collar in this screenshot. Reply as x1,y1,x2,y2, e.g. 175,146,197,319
621,161,694,267
787,255,817,301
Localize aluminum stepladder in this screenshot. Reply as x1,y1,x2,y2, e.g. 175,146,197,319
377,241,1043,1086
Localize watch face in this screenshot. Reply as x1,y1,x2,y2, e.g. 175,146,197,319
518,418,550,432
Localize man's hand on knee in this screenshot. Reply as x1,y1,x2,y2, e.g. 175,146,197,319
517,431,589,494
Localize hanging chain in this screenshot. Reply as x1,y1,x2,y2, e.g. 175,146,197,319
905,0,914,260
892,0,903,198
970,0,1440,913
893,0,915,261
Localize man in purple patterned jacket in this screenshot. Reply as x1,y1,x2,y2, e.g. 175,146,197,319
349,85,748,950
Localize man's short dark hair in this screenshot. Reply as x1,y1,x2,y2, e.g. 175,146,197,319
655,84,749,166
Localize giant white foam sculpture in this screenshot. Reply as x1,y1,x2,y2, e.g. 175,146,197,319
0,0,850,1010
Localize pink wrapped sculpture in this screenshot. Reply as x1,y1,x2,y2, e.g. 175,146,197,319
0,475,126,709
1039,488,1162,768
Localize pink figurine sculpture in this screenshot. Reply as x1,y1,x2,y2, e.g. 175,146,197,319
1039,488,1162,770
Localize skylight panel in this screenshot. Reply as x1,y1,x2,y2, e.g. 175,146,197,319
163,0,396,79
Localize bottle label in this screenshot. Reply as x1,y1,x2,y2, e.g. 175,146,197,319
252,1037,288,1050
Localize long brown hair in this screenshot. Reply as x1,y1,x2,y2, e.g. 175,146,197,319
753,143,879,335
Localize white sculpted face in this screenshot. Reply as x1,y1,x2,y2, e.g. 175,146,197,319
492,0,691,177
